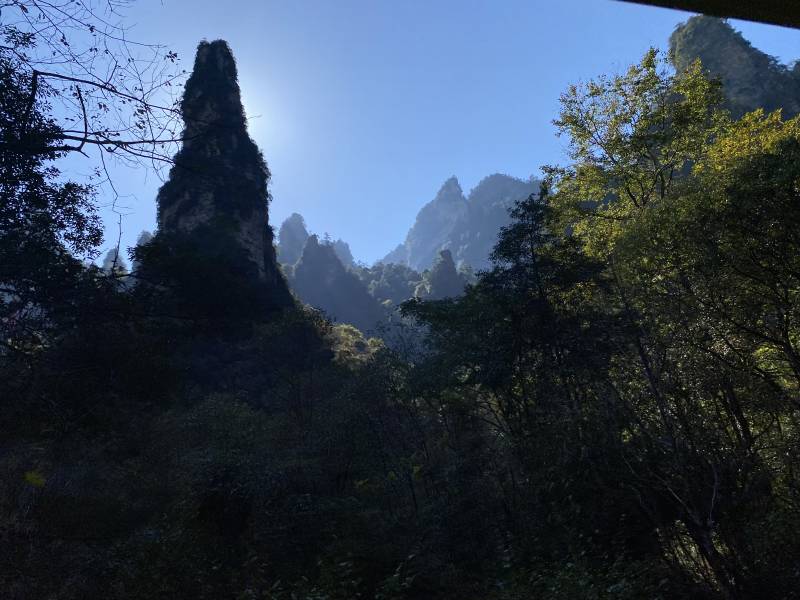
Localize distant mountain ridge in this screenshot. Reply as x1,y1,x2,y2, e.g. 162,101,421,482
381,173,539,272
276,212,355,270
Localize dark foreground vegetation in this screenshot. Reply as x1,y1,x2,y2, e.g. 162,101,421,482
1,5,799,599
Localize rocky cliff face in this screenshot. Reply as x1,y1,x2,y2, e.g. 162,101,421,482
382,174,538,272
398,176,468,272
276,212,310,267
670,16,800,119
450,174,539,270
291,235,385,333
154,40,291,308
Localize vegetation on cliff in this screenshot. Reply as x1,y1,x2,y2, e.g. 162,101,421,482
2,12,800,600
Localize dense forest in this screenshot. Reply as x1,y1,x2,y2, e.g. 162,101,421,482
2,4,800,599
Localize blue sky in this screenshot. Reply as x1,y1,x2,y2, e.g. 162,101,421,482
87,0,800,264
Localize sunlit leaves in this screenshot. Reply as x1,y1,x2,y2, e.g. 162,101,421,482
551,49,729,258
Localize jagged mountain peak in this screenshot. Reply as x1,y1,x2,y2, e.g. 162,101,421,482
181,40,247,142
147,38,291,310
669,16,800,119
381,172,538,272
276,213,354,269
437,176,465,199
291,234,384,332
277,213,310,266
468,173,534,198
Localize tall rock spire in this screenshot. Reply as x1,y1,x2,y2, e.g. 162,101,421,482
152,39,291,310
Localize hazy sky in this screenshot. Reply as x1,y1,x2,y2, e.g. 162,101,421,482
87,0,800,264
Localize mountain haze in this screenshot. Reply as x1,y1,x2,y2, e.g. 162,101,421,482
290,234,385,333
382,173,539,272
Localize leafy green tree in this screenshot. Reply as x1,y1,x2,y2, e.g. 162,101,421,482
551,48,729,257
0,48,102,359
549,49,800,598
406,49,800,599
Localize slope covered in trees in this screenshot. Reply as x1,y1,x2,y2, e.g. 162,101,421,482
403,48,800,598
2,11,800,600
275,214,383,326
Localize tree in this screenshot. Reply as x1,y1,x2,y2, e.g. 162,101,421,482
1,0,185,169
405,50,800,598
0,49,102,358
403,186,633,585
548,49,800,598
550,48,728,257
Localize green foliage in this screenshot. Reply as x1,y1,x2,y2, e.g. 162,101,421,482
0,48,101,257
355,262,422,306
0,46,105,394
329,323,384,367
551,48,729,257
134,223,283,320
405,49,800,600
4,20,800,600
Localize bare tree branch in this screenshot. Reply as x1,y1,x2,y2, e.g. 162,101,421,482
2,0,187,172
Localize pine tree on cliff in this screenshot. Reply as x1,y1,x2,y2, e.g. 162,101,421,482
141,39,292,316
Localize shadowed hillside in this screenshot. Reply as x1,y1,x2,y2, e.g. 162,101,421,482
670,16,800,118
3,7,800,600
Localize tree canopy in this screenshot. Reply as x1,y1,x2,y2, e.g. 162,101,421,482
2,13,800,600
